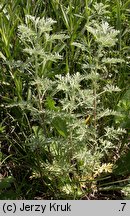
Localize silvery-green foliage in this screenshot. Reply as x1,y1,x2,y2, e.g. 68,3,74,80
102,58,125,64
56,72,83,92
55,72,94,112
31,77,53,97
53,71,125,143
105,126,126,140
103,84,121,93
49,3,126,184
93,2,110,17
15,10,126,197
97,109,119,119
18,15,69,76
86,21,119,47
15,15,69,125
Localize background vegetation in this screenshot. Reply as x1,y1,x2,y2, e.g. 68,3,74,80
0,0,130,199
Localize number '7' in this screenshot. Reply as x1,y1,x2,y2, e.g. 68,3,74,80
121,203,126,211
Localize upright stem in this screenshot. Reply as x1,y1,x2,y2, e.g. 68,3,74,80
92,45,102,144
35,54,46,136
93,81,97,130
